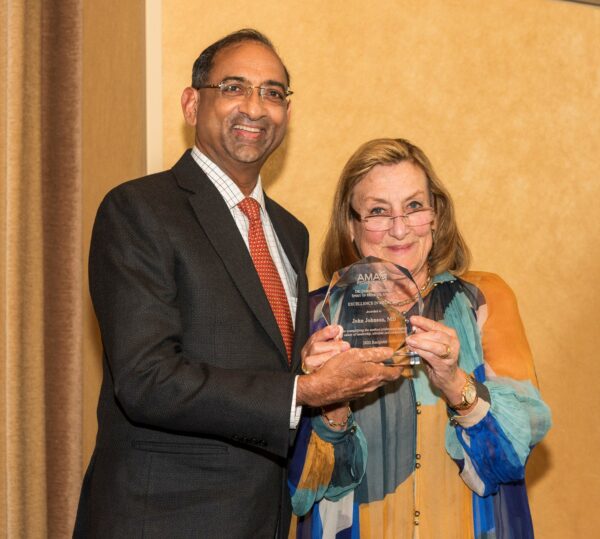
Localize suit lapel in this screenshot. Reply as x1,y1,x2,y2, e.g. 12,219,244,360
172,151,289,365
266,197,308,372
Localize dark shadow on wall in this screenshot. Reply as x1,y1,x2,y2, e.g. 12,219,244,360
526,441,553,490
261,137,289,190
560,1,600,7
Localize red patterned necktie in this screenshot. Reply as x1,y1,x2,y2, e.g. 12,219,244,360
238,197,294,363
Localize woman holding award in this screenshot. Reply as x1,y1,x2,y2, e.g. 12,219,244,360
289,138,551,539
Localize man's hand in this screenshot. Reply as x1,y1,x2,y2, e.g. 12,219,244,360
296,345,403,407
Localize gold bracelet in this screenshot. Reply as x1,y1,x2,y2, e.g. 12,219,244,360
321,405,352,429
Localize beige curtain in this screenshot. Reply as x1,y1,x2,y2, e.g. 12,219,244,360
1,1,83,537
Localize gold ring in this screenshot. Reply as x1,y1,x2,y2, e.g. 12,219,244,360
301,361,312,375
440,345,451,359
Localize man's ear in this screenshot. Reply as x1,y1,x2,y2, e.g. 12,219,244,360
181,87,199,126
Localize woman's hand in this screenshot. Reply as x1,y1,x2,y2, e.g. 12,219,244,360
300,324,350,374
406,315,466,403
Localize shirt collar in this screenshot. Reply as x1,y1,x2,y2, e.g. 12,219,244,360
191,146,265,211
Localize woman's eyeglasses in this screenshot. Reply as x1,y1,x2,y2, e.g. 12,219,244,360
351,207,435,232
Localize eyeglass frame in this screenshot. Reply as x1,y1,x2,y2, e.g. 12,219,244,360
349,206,435,232
194,77,293,105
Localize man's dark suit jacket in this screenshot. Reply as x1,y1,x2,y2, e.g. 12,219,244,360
74,150,309,538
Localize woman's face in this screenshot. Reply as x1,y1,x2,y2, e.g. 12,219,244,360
349,161,435,284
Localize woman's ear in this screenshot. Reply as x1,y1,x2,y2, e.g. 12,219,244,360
348,215,357,244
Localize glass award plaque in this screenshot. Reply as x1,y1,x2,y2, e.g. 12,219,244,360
319,256,424,366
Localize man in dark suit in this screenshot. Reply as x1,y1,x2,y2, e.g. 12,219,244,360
74,29,400,538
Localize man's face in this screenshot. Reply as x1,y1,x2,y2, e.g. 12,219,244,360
183,41,291,181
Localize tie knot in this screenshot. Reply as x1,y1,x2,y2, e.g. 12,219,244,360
238,197,261,223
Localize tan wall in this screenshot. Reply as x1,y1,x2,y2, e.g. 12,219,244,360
82,0,146,463
158,0,600,537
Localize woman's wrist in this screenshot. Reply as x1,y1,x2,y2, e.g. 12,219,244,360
321,404,352,430
445,372,480,414
440,369,467,404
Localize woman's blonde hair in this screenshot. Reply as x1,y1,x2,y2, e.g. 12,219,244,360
321,138,471,280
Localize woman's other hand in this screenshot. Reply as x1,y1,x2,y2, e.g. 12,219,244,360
406,315,466,403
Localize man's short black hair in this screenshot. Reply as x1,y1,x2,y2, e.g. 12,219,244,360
191,28,290,89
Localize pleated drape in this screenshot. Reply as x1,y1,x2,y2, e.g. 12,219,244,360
1,1,83,537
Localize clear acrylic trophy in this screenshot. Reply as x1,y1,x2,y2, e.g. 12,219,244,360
319,256,425,366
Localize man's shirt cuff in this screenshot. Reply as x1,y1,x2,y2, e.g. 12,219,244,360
290,375,302,428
